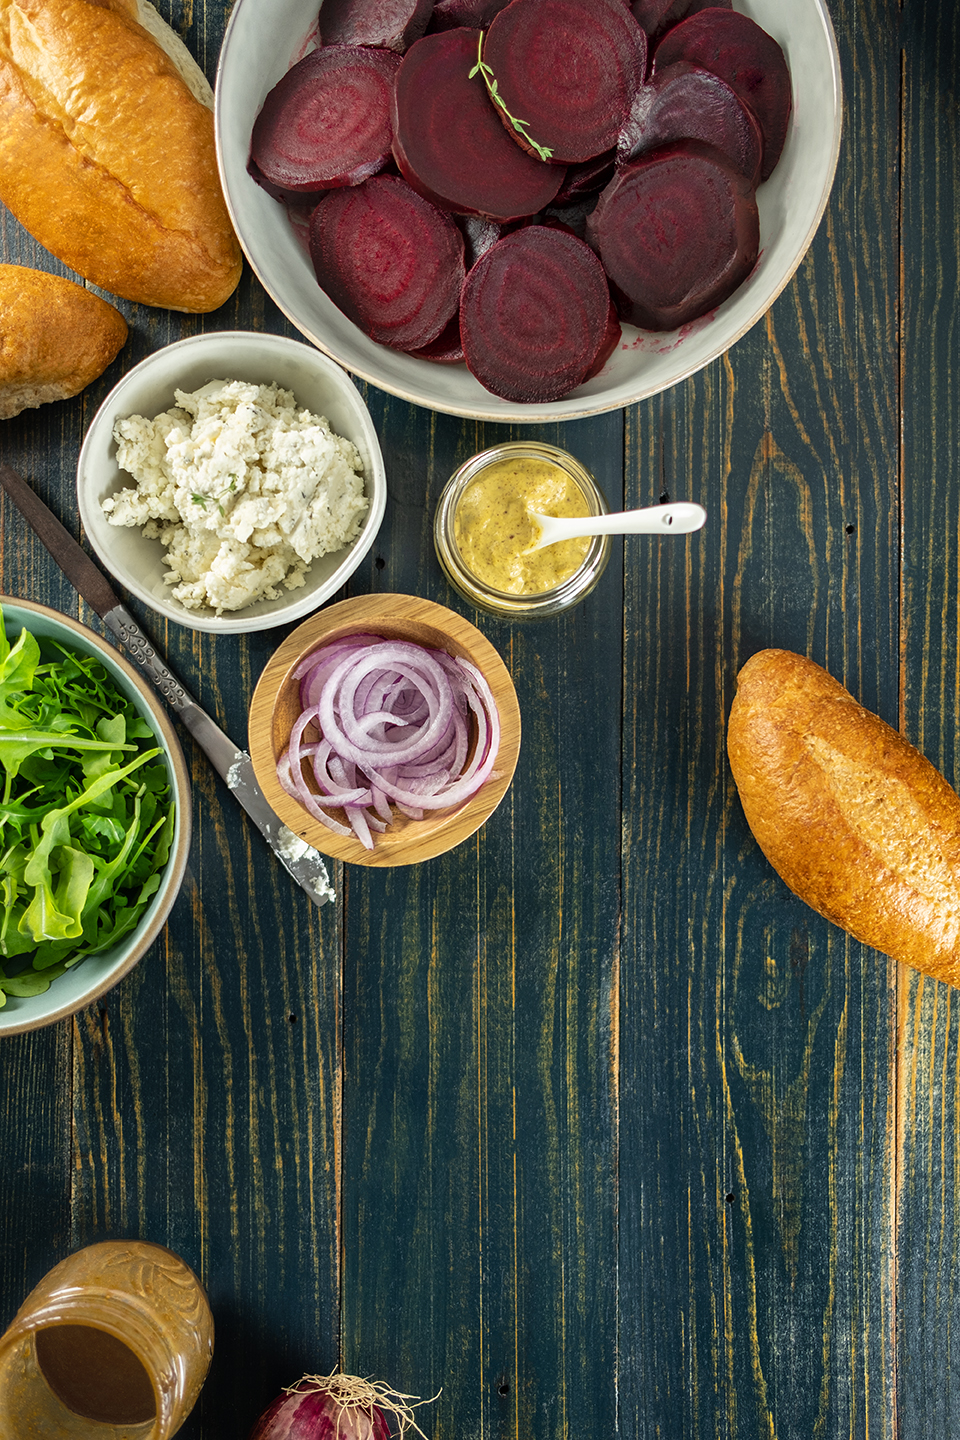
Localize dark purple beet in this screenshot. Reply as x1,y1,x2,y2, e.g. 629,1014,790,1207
251,46,400,194
409,314,465,362
618,61,763,185
631,0,687,38
543,196,598,240
586,139,759,330
459,224,613,402
391,29,566,222
458,214,504,269
653,8,791,179
318,0,434,51
482,0,648,164
552,151,616,204
583,299,622,379
247,154,327,206
309,174,465,350
630,0,730,41
428,0,511,30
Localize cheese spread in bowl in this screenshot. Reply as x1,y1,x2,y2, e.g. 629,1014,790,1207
103,378,368,615
78,331,387,634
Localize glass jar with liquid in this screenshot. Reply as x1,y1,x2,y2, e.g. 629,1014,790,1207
0,1240,213,1439
433,441,611,619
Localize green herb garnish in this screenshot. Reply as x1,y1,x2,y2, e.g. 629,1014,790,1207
191,492,207,507
468,32,554,162
0,612,175,1006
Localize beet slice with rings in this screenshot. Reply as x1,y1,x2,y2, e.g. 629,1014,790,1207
618,61,763,185
459,225,613,402
409,314,465,363
318,0,434,52
586,139,759,331
428,0,512,30
482,0,648,164
653,8,792,180
309,175,466,351
251,46,401,194
630,0,730,41
392,29,566,222
583,299,622,380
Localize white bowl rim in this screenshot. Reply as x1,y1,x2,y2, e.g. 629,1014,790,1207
0,597,192,1036
76,330,388,634
214,0,844,422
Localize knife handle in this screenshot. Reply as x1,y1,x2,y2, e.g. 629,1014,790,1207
103,603,197,713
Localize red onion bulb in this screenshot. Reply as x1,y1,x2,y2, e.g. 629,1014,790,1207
249,1372,436,1440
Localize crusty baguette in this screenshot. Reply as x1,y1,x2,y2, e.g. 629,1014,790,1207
727,649,960,985
0,264,127,418
0,0,242,312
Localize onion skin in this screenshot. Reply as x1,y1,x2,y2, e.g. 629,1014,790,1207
249,1388,390,1440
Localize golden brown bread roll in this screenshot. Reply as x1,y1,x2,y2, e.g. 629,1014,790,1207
727,648,960,985
0,264,127,418
0,0,242,312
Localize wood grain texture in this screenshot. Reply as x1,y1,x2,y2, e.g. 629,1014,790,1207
0,0,958,1435
898,0,960,1432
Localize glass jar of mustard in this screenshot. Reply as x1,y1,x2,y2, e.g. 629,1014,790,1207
0,1240,214,1440
433,442,611,618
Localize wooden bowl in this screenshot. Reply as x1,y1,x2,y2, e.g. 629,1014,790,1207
248,594,521,866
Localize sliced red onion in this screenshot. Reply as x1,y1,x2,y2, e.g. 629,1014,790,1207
279,633,502,850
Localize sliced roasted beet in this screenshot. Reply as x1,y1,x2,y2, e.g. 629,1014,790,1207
309,174,465,350
318,0,434,51
586,139,759,330
248,154,327,207
409,314,465,362
458,214,504,269
618,61,763,185
653,8,791,180
251,46,400,194
631,0,687,37
630,0,730,41
459,224,612,402
428,0,511,29
482,0,648,164
553,151,617,204
392,29,566,222
543,196,598,240
583,299,622,380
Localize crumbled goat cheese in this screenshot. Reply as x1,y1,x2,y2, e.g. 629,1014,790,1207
102,379,368,614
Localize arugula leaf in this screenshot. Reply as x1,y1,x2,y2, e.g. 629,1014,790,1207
0,610,176,1008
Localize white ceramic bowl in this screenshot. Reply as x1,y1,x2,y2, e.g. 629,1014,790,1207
77,331,387,634
0,598,191,1037
215,0,842,423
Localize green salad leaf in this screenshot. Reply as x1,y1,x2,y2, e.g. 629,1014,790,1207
0,609,175,1007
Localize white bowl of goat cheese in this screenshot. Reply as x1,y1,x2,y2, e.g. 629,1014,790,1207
77,331,387,634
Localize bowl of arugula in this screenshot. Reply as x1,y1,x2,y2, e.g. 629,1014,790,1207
0,598,191,1035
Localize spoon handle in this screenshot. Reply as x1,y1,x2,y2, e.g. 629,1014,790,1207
535,501,707,542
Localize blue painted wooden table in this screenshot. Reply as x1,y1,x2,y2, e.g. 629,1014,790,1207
2,0,960,1435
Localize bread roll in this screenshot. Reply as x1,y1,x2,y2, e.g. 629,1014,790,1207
727,648,960,985
0,264,127,418
0,0,242,312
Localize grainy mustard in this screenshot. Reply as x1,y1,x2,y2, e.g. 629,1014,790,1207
453,455,590,595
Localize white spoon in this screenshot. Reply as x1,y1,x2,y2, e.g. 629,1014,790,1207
525,500,707,551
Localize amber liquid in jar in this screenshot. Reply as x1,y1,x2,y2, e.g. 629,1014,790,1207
0,1240,213,1440
453,455,590,595
35,1324,157,1425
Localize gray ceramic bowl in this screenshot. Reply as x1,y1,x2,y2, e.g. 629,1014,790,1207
77,331,387,634
215,0,842,422
0,598,191,1036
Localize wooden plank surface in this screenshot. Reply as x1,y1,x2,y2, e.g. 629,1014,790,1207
0,0,958,1436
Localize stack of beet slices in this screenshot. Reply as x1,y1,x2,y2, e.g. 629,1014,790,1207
249,0,792,404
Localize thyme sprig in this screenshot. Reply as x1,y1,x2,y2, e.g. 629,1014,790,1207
468,32,553,162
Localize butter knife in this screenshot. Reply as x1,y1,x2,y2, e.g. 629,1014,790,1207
0,461,334,909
